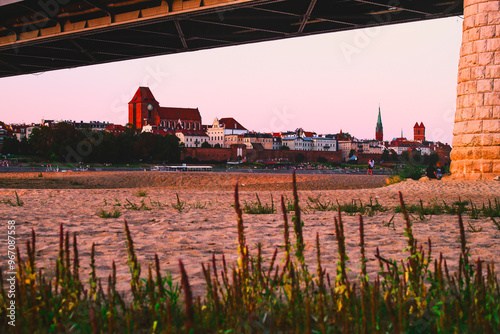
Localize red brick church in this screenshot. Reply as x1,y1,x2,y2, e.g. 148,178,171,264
128,87,202,131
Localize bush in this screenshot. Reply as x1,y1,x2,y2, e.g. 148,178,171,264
399,166,423,180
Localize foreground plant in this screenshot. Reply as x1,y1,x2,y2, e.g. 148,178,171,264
1,191,24,207
1,171,499,332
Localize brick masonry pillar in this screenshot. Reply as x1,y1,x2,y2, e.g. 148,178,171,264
450,0,500,179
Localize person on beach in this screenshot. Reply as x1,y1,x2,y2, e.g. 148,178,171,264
367,159,374,175
436,162,443,180
426,163,438,179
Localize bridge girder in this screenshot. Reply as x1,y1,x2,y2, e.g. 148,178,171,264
0,0,463,78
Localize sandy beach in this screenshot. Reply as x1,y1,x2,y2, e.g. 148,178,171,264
1,171,499,297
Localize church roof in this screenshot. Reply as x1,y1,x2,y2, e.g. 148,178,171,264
158,107,201,121
219,117,247,130
128,87,159,104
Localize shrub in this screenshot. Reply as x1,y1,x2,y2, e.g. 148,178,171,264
98,208,121,218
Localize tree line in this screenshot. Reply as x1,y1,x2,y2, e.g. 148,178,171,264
1,123,181,164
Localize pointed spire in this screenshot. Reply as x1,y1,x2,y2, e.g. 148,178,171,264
376,105,383,132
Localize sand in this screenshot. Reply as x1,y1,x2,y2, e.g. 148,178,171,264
1,171,499,297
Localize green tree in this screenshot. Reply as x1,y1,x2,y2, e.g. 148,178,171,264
201,141,212,148
1,136,19,155
381,149,390,162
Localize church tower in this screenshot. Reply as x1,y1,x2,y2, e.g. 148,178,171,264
413,122,425,142
128,87,160,131
375,106,383,142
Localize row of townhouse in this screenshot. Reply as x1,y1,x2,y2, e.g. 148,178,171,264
385,137,451,158
281,136,337,151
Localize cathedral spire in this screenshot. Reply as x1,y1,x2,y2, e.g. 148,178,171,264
375,105,383,141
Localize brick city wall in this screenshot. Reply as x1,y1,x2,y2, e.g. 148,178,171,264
182,147,343,163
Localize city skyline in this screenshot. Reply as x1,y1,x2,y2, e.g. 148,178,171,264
0,16,463,144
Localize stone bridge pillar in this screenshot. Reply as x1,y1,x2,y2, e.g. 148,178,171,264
450,0,500,179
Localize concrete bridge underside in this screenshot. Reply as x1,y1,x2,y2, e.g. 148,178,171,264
0,0,463,78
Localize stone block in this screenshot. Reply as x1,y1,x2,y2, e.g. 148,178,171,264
464,16,476,30
481,132,500,145
483,118,500,132
474,39,488,53
468,119,484,133
458,68,471,82
482,146,500,159
478,52,495,65
467,80,479,94
477,79,494,92
484,92,500,105
453,121,466,135
467,27,481,41
464,3,479,17
471,66,486,79
480,25,497,39
465,107,476,120
493,105,500,118
484,65,500,78
488,11,500,24
493,160,500,172
472,93,485,107
476,79,492,92
476,105,493,118
494,79,500,91
486,38,500,52
475,12,489,26
495,51,500,64
478,1,500,12
474,159,493,173
472,147,482,159
461,41,474,56
467,0,494,5
450,148,466,160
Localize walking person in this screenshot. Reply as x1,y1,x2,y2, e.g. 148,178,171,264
367,159,374,175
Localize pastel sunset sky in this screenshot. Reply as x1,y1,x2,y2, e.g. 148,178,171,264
0,16,463,144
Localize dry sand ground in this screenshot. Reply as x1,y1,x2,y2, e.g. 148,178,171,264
1,171,499,297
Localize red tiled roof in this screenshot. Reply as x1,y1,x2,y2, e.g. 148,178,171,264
175,130,208,137
153,129,176,136
219,117,247,130
128,87,159,104
303,131,314,138
158,107,201,121
106,124,125,131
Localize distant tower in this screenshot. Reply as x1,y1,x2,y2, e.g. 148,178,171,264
375,105,383,142
128,87,160,131
413,122,425,141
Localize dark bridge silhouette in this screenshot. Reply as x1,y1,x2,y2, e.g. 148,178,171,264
0,0,463,78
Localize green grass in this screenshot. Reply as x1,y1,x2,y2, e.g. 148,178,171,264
1,173,499,333
172,193,188,212
307,194,335,211
98,208,121,218
1,191,24,207
242,193,275,214
135,189,148,197
124,199,152,211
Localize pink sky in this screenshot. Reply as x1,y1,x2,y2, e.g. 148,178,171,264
0,16,463,144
